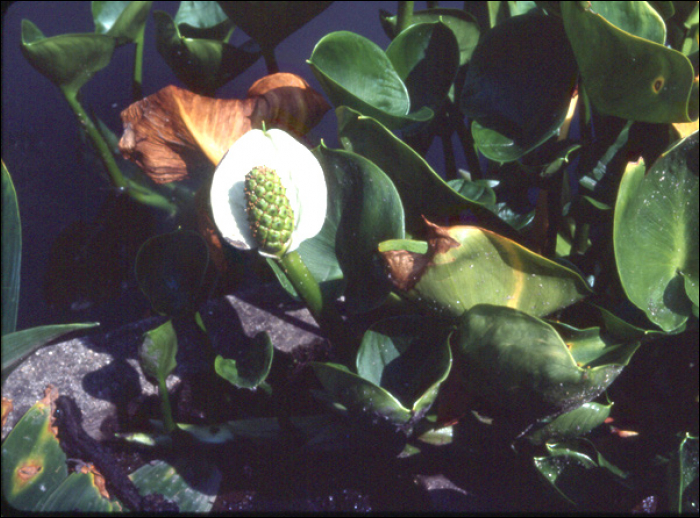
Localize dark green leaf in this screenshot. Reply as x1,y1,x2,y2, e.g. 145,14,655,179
219,1,332,50
453,305,631,432
356,316,452,417
461,11,578,157
386,21,460,111
20,19,116,97
311,361,413,426
380,8,480,66
214,331,273,389
337,107,514,236
154,10,259,94
135,230,209,317
525,401,613,445
2,161,21,336
321,145,405,313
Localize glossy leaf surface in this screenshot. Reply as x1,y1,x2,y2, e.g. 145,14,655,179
214,331,273,389
129,457,221,513
92,0,152,45
355,316,452,419
308,31,433,129
525,401,613,446
135,230,209,317
20,19,115,97
337,107,513,236
380,7,480,66
452,305,636,430
380,220,591,319
153,9,259,94
2,161,21,336
561,1,697,122
329,146,405,313
312,316,452,428
614,133,699,331
386,21,460,111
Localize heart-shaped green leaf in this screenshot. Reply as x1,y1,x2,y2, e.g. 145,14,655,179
525,401,613,446
135,230,210,317
452,305,636,433
214,331,273,389
561,1,697,122
20,19,116,98
356,316,452,419
380,220,591,319
337,107,517,237
534,439,629,506
92,0,152,45
380,7,480,66
2,161,21,337
386,20,460,111
154,9,259,94
129,457,221,513
139,319,178,383
614,132,699,332
219,1,332,51
308,32,433,129
460,11,578,159
324,145,405,313
311,362,413,426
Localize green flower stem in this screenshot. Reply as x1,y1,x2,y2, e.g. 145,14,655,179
157,376,176,433
397,1,414,33
572,222,591,255
279,250,325,322
279,250,356,365
61,89,178,216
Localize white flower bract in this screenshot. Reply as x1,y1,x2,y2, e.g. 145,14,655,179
210,128,327,257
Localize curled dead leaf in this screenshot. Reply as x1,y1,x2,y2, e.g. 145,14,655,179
381,218,460,291
119,72,330,183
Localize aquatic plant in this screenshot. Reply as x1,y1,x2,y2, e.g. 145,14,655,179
3,1,698,513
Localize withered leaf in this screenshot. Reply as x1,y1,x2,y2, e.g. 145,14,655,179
119,72,330,183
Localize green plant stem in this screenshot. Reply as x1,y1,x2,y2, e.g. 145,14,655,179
397,1,414,33
262,46,279,74
572,222,590,255
441,131,457,180
157,376,176,433
61,89,178,216
455,119,482,179
132,23,145,101
279,250,326,323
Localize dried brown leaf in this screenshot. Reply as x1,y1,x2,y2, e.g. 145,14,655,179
119,73,330,183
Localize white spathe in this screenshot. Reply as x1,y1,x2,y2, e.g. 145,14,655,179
210,128,327,257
